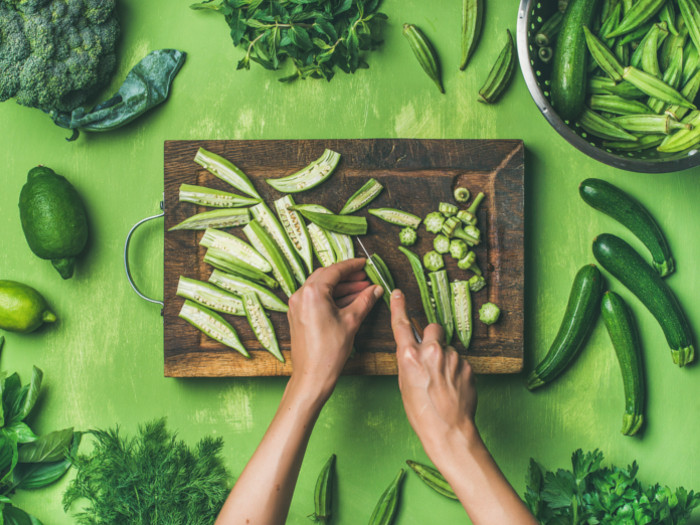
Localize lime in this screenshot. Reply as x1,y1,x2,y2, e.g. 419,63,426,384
19,166,89,279
0,280,57,333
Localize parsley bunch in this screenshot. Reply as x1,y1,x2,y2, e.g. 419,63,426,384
191,0,387,82
525,449,700,525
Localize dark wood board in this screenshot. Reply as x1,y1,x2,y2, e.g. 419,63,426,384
164,139,524,377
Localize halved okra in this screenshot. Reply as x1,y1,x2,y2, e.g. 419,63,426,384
451,280,473,350
208,269,288,313
369,208,422,229
296,204,354,261
340,178,384,215
307,223,336,267
398,246,438,325
177,276,245,316
200,228,271,273
178,184,261,208
364,254,394,307
194,147,261,199
244,221,298,298
266,149,340,193
293,205,368,235
274,195,314,275
203,248,279,289
242,292,283,362
429,270,454,344
168,208,250,231
179,300,249,357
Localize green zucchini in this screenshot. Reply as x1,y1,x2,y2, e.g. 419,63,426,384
527,264,604,390
593,234,694,366
600,291,645,436
579,178,674,276
551,0,598,121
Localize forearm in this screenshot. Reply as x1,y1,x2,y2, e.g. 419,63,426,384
425,426,538,525
215,377,326,525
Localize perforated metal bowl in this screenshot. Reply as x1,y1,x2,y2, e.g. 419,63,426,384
517,0,700,173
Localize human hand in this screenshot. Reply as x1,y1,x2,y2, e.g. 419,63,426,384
287,258,383,402
390,288,478,462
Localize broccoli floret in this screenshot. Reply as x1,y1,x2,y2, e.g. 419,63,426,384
479,302,500,325
0,0,119,114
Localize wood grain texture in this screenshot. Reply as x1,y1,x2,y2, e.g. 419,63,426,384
163,139,524,377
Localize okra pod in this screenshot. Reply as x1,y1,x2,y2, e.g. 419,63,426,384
364,255,393,307
461,0,483,70
168,208,250,231
423,251,444,272
242,291,283,362
536,11,563,47
367,469,406,525
403,23,444,93
682,41,700,85
398,246,438,325
453,186,470,203
203,248,279,289
340,179,384,215
178,184,260,208
603,134,665,150
467,192,485,214
275,196,314,275
438,202,458,217
308,223,336,267
538,46,553,63
588,95,651,115
588,75,617,95
200,228,271,272
607,81,645,99
630,22,667,77
399,227,417,246
176,276,245,316
598,1,621,48
622,66,696,108
678,0,700,55
243,221,298,297
293,205,368,236
478,29,516,104
266,149,340,193
423,212,445,234
208,269,288,313
451,280,473,350
583,26,624,81
296,204,354,261
578,107,639,141
659,24,687,72
430,270,454,344
611,113,690,134
406,460,457,500
179,300,249,357
666,70,700,121
605,0,666,38
368,208,422,229
659,1,679,35
648,45,684,113
657,110,700,151
617,21,654,45
311,454,336,523
194,147,261,199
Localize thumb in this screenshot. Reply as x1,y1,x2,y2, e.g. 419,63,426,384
342,284,383,331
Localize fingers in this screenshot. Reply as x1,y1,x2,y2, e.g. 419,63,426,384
333,279,371,298
341,284,383,330
422,323,445,346
335,292,362,308
344,270,367,282
390,289,417,351
308,258,367,289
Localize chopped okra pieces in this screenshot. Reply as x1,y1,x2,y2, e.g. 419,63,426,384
424,212,445,234
453,186,471,203
423,250,444,272
433,235,451,254
447,221,481,246
456,209,476,226
442,216,460,237
449,239,468,260
479,302,501,325
468,274,486,292
468,192,485,214
457,251,482,275
439,202,458,217
399,227,417,246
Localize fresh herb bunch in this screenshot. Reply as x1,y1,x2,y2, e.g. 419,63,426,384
191,0,387,82
525,449,700,524
63,419,231,525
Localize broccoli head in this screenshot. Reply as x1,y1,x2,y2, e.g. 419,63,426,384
0,0,119,114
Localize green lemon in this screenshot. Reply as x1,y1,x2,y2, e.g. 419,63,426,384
0,280,57,333
19,166,89,279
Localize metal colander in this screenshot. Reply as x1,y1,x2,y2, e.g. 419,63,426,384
516,0,700,173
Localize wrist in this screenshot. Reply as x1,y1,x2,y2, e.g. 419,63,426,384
284,374,332,412
424,421,483,471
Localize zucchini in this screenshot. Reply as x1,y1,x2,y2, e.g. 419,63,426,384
579,178,674,276
593,234,694,366
551,0,598,121
527,265,604,390
600,291,645,436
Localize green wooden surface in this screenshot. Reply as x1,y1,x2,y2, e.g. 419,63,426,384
0,1,698,523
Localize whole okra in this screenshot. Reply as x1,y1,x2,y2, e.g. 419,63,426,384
403,23,444,93
478,29,516,104
311,454,336,523
460,0,483,70
367,469,406,525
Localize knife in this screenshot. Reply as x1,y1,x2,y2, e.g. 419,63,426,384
356,238,423,343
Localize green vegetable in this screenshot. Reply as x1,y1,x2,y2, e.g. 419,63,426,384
293,206,368,236
451,280,473,350
398,247,437,325
191,0,387,82
457,251,482,275
433,235,450,254
176,277,245,317
601,291,645,436
593,234,694,366
539,46,553,63
606,0,666,38
443,217,481,245
204,248,279,290
406,460,457,500
243,221,298,298
579,108,639,141
423,251,444,272
460,0,483,70
340,179,384,215
588,94,653,115
424,211,445,234
368,208,422,229
308,223,336,268
551,0,597,120
524,449,700,524
368,469,406,525
622,66,696,108
169,208,251,231
63,419,231,525
536,11,564,47
456,209,477,226
439,202,458,217
399,227,417,246
583,25,624,81
195,147,261,199
449,239,468,260
200,228,271,272
242,291,283,362
179,184,260,208
208,269,288,313
267,149,340,193
478,29,516,104
468,274,487,292
527,265,604,390
658,109,700,151
677,0,700,52
364,255,394,307
453,186,471,203
179,300,249,356
311,454,336,523
429,270,454,343
611,113,690,133
275,196,314,275
579,178,674,276
0,281,56,334
0,0,119,119
479,302,501,325
51,49,186,141
19,166,89,279
403,24,444,93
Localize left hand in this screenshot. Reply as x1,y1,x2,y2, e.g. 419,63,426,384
287,258,383,401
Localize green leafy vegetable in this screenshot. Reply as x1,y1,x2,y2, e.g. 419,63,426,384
63,419,231,525
191,0,387,82
525,449,700,524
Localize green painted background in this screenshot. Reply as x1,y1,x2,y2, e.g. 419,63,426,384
1,1,699,523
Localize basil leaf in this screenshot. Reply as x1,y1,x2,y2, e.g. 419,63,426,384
17,428,73,464
3,505,34,525
13,432,81,490
3,423,37,444
0,433,18,484
1,374,21,424
15,368,41,423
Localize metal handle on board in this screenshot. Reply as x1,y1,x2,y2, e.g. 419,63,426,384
124,197,165,313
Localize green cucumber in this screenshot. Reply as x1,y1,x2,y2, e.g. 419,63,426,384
601,291,645,436
527,264,604,390
579,178,674,276
593,234,694,366
551,0,598,121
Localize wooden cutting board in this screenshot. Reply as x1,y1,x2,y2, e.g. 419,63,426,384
163,139,524,377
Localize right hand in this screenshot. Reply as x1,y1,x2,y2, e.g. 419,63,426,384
390,288,478,457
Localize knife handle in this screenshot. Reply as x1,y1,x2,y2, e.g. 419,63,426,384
409,317,423,343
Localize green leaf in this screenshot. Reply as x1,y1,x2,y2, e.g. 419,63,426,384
1,374,21,425
3,506,34,525
17,428,73,464
335,0,352,15
12,432,79,491
2,424,36,445
289,26,313,50
15,368,41,423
